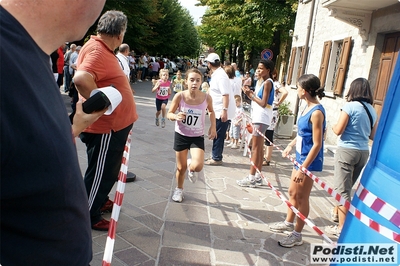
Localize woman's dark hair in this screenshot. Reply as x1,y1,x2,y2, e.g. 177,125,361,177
346,78,373,104
298,74,325,99
258,59,275,74
271,68,278,82
224,65,235,79
97,10,127,37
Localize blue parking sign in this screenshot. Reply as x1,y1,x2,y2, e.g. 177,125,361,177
261,49,273,60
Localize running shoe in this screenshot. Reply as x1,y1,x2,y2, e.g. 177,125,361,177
172,187,184,202
278,232,303,248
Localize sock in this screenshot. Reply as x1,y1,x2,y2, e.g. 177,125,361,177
248,174,255,181
255,173,261,179
284,221,294,226
292,230,302,237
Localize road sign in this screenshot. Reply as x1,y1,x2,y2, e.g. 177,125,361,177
261,49,273,60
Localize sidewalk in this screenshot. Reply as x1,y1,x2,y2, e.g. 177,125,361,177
66,81,338,266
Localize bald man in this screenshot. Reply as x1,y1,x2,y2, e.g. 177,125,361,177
1,0,106,264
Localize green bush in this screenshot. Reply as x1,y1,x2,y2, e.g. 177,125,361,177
278,101,293,116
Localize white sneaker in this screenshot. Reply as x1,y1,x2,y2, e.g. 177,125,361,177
231,144,238,149
269,221,294,233
187,158,201,183
226,142,233,147
138,79,142,82
188,171,198,183
172,188,184,202
236,176,259,188
278,232,303,248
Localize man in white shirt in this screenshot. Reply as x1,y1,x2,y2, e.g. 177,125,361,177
116,43,130,81
128,51,136,83
205,53,235,165
115,44,136,183
141,52,149,81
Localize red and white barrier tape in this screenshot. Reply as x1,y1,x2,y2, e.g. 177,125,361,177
241,111,400,227
245,118,400,244
355,183,400,228
102,130,133,266
243,125,334,244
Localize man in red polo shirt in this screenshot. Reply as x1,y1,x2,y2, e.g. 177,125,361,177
74,10,138,231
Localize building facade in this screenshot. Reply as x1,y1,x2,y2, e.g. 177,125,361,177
285,0,400,144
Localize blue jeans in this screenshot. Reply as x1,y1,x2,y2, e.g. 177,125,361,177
141,67,147,80
211,118,230,161
63,65,71,92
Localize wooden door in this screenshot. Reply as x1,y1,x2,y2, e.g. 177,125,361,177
373,32,400,137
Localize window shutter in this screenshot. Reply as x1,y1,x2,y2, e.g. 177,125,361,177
334,37,352,95
319,41,332,89
297,46,306,79
287,47,296,85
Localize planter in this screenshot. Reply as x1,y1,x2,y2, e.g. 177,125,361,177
275,115,295,138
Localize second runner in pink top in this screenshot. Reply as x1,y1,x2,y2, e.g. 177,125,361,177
156,80,171,100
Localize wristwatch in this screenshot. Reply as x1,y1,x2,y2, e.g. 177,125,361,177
222,107,228,111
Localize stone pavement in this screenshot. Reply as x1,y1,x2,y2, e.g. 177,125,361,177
64,80,339,266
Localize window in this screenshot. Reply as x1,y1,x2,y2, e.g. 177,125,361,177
287,46,305,86
318,37,352,95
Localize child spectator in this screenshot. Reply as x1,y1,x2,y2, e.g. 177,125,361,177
227,95,243,149
201,82,209,93
152,69,171,128
167,68,217,202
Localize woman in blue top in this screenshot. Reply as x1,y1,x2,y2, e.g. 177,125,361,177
270,74,326,248
326,78,377,236
237,59,275,187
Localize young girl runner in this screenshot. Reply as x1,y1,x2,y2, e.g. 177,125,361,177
152,69,171,128
269,74,326,248
236,59,275,187
172,70,185,93
167,68,217,202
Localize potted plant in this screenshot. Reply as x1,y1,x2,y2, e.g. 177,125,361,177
275,101,295,138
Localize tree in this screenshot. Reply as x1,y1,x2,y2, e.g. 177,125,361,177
152,0,200,58
197,0,297,71
80,0,200,58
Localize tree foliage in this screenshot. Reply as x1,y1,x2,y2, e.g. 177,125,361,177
83,0,200,58
197,0,297,65
77,0,296,64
